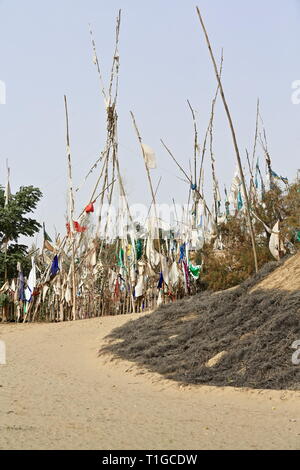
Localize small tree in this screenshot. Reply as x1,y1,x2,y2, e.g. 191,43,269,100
198,182,300,292
200,215,272,291
0,185,42,283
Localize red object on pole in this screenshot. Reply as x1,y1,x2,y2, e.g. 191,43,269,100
85,202,94,214
73,221,87,233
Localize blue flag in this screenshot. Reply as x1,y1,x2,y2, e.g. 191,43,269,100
50,255,59,278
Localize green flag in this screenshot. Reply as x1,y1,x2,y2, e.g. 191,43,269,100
43,223,53,243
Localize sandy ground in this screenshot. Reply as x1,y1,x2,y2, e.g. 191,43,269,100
252,252,300,293
0,314,299,450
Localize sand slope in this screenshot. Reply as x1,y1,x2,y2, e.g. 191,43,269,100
0,315,299,450
252,252,300,292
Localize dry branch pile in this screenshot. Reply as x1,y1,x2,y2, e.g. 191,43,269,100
102,256,300,390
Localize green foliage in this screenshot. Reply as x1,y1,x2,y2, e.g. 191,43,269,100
0,185,42,244
0,292,9,307
0,185,42,284
200,218,272,291
281,182,300,242
253,184,283,235
0,244,32,282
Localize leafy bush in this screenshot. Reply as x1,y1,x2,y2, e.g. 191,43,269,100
198,183,300,291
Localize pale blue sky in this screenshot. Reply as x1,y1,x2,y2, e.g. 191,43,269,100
0,0,300,241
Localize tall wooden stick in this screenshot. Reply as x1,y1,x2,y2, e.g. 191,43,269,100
209,120,219,229
108,10,121,107
246,148,256,203
146,177,162,221
259,123,273,189
199,50,223,191
187,100,200,228
89,25,108,105
90,11,130,260
251,98,260,173
130,111,163,264
3,160,10,282
187,99,198,188
64,95,77,320
160,138,212,216
196,6,258,273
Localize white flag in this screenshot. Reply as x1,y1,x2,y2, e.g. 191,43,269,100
142,144,157,170
269,221,286,260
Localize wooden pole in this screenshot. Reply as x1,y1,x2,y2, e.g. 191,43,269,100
246,148,257,203
198,50,223,190
259,123,273,190
130,111,163,268
187,100,200,229
64,95,77,320
209,121,219,230
196,6,258,273
160,139,212,216
3,160,10,282
251,98,260,173
187,99,198,189
146,177,162,221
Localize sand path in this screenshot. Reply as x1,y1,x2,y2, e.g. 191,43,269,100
0,314,299,450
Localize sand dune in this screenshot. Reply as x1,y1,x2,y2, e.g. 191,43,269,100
0,314,299,450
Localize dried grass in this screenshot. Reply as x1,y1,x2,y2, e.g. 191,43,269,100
101,257,300,390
